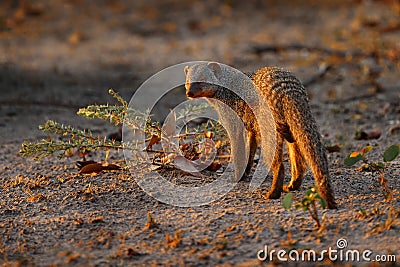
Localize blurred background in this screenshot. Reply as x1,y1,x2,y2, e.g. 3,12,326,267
0,0,399,143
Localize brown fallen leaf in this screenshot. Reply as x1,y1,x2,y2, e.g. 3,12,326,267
127,248,142,257
68,31,85,46
173,155,198,172
380,21,400,33
78,162,121,175
79,163,104,174
146,134,161,150
180,143,200,161
102,164,121,171
368,130,381,139
354,129,381,140
165,230,183,248
76,160,97,169
325,144,341,153
173,155,204,178
162,112,176,138
89,216,104,224
206,162,222,171
389,125,400,135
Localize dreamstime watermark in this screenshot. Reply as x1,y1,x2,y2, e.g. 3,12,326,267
122,61,276,207
257,238,397,263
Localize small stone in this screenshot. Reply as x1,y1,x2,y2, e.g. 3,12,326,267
389,125,400,135
376,71,400,91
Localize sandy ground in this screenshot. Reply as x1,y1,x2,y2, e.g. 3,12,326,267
0,0,399,266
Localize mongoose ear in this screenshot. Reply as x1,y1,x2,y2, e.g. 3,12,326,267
184,66,189,74
207,62,222,78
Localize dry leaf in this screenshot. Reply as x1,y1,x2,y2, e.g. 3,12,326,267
206,162,222,171
325,144,341,152
367,130,382,139
127,248,142,257
165,230,183,248
146,134,161,150
162,22,177,33
68,31,84,46
162,112,176,138
79,163,104,174
102,164,121,171
355,129,381,140
389,125,400,135
89,216,104,223
78,162,121,175
180,143,200,161
173,155,200,173
76,160,97,169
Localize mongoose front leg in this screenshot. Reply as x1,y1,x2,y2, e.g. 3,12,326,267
244,129,258,178
265,133,284,199
285,141,307,191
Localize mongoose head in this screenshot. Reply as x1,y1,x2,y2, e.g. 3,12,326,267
184,62,223,99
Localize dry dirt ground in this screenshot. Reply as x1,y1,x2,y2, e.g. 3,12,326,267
0,0,399,266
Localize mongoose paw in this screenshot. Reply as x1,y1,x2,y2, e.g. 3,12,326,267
264,189,282,199
282,185,291,193
240,171,251,181
327,200,338,209
239,174,249,181
283,183,301,192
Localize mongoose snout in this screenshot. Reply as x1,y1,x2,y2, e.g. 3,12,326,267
185,82,216,99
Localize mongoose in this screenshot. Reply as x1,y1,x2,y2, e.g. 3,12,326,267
184,62,337,209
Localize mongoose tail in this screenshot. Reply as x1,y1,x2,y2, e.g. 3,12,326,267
284,97,337,209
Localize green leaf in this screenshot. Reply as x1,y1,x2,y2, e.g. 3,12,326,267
283,193,293,209
383,144,400,162
302,198,311,206
305,189,313,196
319,197,327,209
344,152,363,166
376,161,385,169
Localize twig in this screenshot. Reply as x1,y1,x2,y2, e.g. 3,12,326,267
250,43,366,58
0,100,80,109
326,93,379,104
303,64,332,87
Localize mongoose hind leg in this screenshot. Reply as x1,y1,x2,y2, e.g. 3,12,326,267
284,141,307,191
243,130,258,179
265,134,284,199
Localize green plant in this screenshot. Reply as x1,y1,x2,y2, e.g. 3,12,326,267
344,144,399,200
20,89,128,160
19,89,229,175
283,186,327,229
